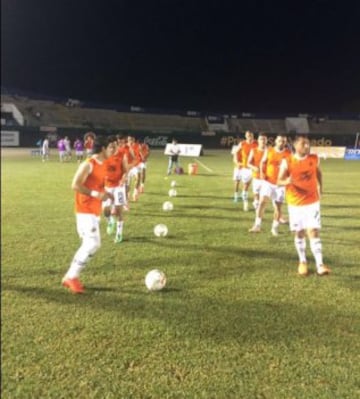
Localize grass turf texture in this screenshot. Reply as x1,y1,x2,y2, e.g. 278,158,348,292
2,149,360,399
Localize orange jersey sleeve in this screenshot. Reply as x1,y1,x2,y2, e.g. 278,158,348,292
75,158,106,216
286,154,320,206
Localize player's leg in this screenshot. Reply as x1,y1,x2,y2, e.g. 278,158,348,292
252,179,261,210
62,214,101,293
233,168,241,202
167,158,173,175
132,169,141,201
114,185,127,243
249,181,272,232
288,204,308,275
305,202,331,276
241,168,252,211
140,162,146,193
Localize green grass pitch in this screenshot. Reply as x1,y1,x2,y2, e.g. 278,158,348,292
2,148,360,398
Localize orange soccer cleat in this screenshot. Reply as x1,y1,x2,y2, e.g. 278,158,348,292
62,277,85,294
297,262,309,277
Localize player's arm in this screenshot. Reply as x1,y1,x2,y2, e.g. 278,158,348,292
247,149,258,172
119,157,128,185
259,149,268,179
277,159,291,186
233,143,242,167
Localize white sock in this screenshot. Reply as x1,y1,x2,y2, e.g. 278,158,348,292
116,221,124,235
242,191,248,201
295,237,307,263
272,220,279,229
234,192,238,200
255,217,262,227
310,238,323,269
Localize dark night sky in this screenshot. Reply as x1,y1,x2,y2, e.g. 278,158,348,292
1,0,360,113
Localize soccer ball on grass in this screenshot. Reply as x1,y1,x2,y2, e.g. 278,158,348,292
162,201,174,211
145,269,167,291
153,224,168,237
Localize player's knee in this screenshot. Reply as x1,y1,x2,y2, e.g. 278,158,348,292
84,236,101,255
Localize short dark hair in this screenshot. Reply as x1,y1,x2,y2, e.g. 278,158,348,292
93,135,114,154
293,134,309,143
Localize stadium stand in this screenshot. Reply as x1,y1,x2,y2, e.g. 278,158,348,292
1,91,360,135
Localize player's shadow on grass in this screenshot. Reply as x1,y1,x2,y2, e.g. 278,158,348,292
4,283,352,345
179,194,228,200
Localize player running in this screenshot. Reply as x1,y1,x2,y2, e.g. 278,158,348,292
277,134,331,276
249,133,291,236
233,131,257,211
103,136,128,243
247,132,268,210
62,136,116,294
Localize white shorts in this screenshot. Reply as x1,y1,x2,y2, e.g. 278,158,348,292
128,166,140,180
233,168,242,181
260,181,285,203
252,178,263,195
288,201,321,232
233,168,252,183
75,150,84,157
76,213,101,241
139,162,147,170
103,185,127,208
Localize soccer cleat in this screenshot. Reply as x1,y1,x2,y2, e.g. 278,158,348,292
233,197,239,203
271,227,279,237
114,234,123,243
62,277,85,294
243,200,249,211
317,265,331,276
298,262,309,277
106,221,116,235
279,217,288,224
249,225,261,233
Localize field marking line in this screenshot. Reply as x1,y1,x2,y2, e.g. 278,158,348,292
193,158,214,173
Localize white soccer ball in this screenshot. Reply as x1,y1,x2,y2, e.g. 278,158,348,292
153,224,168,237
168,188,177,197
162,201,174,211
145,269,167,291
171,180,177,188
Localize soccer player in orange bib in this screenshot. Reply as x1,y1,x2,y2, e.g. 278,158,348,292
103,136,128,243
277,134,331,276
127,135,143,202
62,136,116,294
249,134,291,236
233,131,257,210
139,140,150,193
247,132,267,210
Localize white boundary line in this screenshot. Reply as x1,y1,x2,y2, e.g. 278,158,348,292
193,158,214,173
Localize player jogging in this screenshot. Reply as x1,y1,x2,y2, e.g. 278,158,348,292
247,132,267,210
103,136,128,243
249,133,291,236
233,131,257,210
62,135,116,294
277,134,331,276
